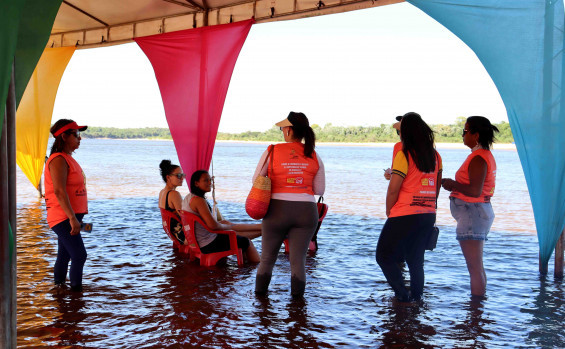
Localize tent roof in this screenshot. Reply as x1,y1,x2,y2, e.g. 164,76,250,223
49,0,403,48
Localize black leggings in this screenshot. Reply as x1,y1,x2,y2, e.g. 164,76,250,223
255,199,318,297
52,214,87,289
376,213,435,301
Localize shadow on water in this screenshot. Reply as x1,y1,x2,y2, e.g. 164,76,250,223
523,276,565,348
50,290,88,347
252,296,328,349
15,197,565,348
448,297,497,349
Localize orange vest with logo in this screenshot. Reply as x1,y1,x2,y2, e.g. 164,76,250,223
389,150,441,218
269,142,319,195
450,149,496,203
44,152,88,227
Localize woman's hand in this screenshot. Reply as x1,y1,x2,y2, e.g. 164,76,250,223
69,216,81,235
442,178,456,192
219,220,234,229
383,168,392,180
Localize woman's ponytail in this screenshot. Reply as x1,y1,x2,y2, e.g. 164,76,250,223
287,111,316,158
303,126,316,158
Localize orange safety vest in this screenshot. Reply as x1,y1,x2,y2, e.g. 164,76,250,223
44,152,88,227
450,149,496,203
269,142,319,195
389,150,441,218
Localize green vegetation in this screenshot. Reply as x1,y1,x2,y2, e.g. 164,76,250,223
82,119,514,143
83,127,172,139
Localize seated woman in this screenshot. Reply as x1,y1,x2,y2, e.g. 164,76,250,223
182,170,261,263
158,160,186,244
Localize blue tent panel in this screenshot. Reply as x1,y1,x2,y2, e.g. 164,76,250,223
407,0,565,266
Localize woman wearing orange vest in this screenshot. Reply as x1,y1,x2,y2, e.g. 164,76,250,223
254,112,325,298
376,112,442,302
442,116,498,297
44,119,88,292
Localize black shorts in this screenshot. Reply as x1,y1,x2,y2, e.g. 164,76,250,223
200,234,250,254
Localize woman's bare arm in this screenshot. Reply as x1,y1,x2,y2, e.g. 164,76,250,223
442,156,487,197
192,197,230,230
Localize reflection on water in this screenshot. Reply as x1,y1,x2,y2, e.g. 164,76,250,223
16,198,564,348
15,141,561,347
523,277,565,348
449,297,497,349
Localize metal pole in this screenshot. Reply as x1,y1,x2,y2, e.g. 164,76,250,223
0,61,17,349
539,254,548,275
539,0,554,276
555,229,565,279
7,60,17,313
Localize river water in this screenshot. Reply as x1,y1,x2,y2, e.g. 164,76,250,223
15,139,564,348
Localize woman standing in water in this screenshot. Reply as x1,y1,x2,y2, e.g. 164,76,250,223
442,116,498,297
254,112,325,298
376,112,442,302
44,119,88,292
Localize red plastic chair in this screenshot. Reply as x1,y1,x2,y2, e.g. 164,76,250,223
284,202,329,253
160,208,191,254
179,210,243,267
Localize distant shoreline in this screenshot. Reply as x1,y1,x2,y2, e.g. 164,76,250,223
86,137,516,150
215,139,516,150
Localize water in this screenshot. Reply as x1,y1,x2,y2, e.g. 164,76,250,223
16,140,564,348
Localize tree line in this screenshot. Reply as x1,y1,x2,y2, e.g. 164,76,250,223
82,118,514,143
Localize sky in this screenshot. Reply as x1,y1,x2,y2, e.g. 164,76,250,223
52,2,507,133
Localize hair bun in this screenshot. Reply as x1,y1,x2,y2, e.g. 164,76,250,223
159,159,172,170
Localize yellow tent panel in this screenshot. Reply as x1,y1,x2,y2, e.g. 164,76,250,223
16,47,75,189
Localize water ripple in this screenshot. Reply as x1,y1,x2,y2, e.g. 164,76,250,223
14,141,562,348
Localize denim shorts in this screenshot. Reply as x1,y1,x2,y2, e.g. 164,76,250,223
449,197,495,241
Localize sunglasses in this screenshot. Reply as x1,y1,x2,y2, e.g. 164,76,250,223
66,130,80,137
462,129,469,136
171,173,186,179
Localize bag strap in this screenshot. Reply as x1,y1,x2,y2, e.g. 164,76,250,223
261,144,274,177
434,150,440,226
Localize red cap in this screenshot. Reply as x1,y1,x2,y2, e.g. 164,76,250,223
53,121,88,137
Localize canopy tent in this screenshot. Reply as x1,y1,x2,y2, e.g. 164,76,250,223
48,0,404,49
2,0,565,346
